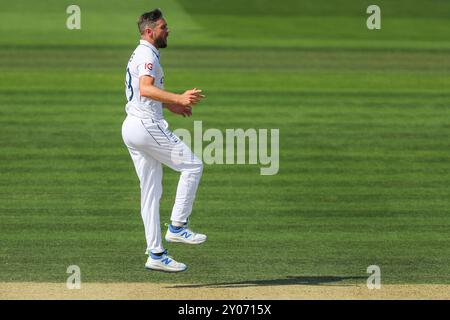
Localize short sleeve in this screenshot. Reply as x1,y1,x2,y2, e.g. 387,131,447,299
137,57,157,78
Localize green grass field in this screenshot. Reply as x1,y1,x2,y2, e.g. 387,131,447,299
1,0,450,286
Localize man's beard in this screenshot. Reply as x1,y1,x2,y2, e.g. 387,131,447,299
155,37,167,48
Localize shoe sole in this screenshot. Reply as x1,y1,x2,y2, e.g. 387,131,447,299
165,235,207,244
144,264,187,273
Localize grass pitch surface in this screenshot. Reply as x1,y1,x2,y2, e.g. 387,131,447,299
1,0,450,285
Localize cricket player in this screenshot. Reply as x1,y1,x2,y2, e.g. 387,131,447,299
121,9,206,272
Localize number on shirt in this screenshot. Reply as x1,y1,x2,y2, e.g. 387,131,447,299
126,67,134,101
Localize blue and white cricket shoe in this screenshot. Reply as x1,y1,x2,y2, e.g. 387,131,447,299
145,250,187,272
165,224,207,244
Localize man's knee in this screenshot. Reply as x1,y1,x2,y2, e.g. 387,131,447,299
182,160,203,176
197,161,203,174
191,160,203,176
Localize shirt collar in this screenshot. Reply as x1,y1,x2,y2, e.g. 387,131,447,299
139,39,160,59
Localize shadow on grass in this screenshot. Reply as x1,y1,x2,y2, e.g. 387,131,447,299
168,275,367,289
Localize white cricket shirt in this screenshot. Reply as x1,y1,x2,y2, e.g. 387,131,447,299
124,40,165,120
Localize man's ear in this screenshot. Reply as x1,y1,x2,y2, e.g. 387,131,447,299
147,28,154,39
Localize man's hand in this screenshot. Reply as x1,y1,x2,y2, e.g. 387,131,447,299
177,88,205,107
165,104,193,117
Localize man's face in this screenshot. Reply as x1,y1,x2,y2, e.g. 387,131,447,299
151,18,169,48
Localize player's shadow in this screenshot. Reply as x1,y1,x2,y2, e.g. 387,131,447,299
168,275,367,289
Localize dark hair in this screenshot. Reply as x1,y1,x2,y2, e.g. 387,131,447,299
137,9,163,34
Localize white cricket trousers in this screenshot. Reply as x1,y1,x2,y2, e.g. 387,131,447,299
121,114,203,254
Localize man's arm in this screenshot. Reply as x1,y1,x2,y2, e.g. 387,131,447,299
139,76,204,107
